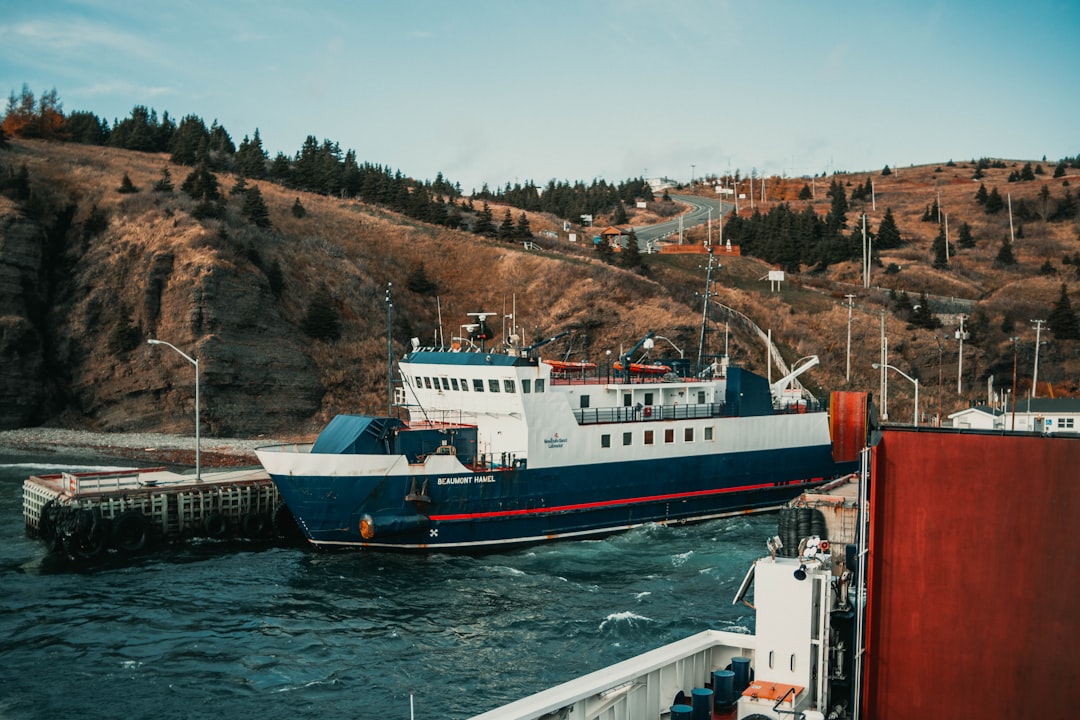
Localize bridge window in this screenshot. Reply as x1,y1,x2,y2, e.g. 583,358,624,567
580,395,590,409
473,379,484,392
684,427,694,442
697,391,706,404
460,378,469,391
535,379,545,393
441,377,450,390
504,379,515,393
623,432,632,446
522,379,531,393
423,377,432,389
704,426,714,441
644,392,654,405
644,430,654,445
601,434,611,448
414,376,422,387
451,378,459,391
488,379,500,392
623,393,632,407
664,429,674,443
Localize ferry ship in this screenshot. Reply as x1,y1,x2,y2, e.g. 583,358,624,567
255,315,862,550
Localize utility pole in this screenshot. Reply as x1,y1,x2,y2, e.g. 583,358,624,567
871,179,876,211
1010,336,1020,431
1008,193,1015,246
1031,319,1046,398
845,294,856,383
386,283,394,416
956,314,968,394
944,212,950,263
936,336,943,426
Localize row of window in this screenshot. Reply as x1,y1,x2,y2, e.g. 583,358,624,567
599,425,715,448
411,375,547,394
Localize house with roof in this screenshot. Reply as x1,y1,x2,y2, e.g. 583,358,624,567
948,397,1080,433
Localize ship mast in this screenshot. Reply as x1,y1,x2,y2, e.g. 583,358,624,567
696,248,718,372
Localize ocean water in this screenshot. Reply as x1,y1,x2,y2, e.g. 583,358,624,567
0,453,773,720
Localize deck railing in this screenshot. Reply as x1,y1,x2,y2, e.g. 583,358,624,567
573,403,728,425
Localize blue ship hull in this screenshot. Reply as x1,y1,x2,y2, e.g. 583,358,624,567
267,443,851,550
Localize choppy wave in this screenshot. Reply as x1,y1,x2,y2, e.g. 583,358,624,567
0,460,774,720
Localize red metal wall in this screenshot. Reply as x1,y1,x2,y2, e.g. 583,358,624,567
864,429,1079,719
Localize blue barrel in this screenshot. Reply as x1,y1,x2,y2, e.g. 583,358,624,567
731,656,751,693
670,703,693,720
691,688,713,720
712,669,735,709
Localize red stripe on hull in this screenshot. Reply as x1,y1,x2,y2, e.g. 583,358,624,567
429,481,792,521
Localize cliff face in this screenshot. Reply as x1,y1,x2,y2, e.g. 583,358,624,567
0,204,48,428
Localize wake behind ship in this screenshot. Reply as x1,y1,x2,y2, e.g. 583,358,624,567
256,320,864,550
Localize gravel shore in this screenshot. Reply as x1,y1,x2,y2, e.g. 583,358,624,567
0,427,288,467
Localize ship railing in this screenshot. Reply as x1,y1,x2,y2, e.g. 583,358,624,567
771,397,826,414
467,628,754,720
573,402,727,425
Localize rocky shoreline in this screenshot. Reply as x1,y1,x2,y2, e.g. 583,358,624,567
0,427,291,467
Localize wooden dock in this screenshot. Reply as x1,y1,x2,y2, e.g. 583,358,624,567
23,465,292,559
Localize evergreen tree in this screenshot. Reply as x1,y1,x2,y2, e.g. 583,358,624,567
302,285,341,341
985,186,1004,214
613,202,628,224
231,176,249,197
498,208,515,240
1054,162,1067,178
153,165,174,192
595,236,614,263
1020,162,1035,181
406,263,437,295
1049,188,1077,222
473,202,496,237
242,184,272,228
620,230,643,271
909,291,941,329
1040,184,1051,219
116,173,138,194
169,114,210,166
957,221,975,248
931,226,949,269
1047,283,1080,340
515,212,532,238
881,165,892,176
181,158,221,203
974,182,988,205
875,207,903,249
237,131,270,179
995,237,1017,266
291,197,306,218
0,125,9,149
798,184,812,201
826,180,848,232
1039,260,1057,276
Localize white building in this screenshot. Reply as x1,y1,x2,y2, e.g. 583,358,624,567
948,398,1080,433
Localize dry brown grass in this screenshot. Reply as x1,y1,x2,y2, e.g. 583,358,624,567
7,140,1080,431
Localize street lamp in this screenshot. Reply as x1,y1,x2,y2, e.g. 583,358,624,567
148,338,200,480
873,362,919,427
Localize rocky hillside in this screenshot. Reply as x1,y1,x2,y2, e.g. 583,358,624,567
1,140,1078,435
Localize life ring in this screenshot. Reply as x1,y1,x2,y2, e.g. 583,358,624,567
643,406,653,418
111,511,150,553
203,512,229,539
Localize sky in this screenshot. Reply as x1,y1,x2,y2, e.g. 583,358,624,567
2,0,1078,193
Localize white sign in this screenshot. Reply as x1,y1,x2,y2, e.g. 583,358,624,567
636,201,647,209
568,233,577,242
768,271,785,281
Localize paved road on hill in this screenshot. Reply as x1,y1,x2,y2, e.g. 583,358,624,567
631,194,732,251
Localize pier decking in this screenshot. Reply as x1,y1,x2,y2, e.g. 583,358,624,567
23,465,284,558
